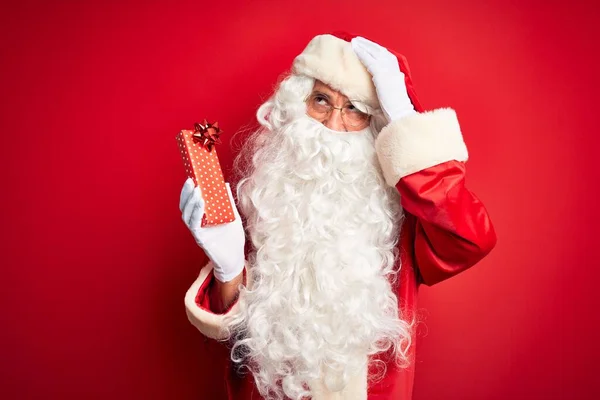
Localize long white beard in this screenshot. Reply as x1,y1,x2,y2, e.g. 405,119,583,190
224,115,410,400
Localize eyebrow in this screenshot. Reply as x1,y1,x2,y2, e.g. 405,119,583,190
312,90,332,99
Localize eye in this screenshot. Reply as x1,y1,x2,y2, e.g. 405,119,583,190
344,103,363,114
313,95,328,105
345,101,368,115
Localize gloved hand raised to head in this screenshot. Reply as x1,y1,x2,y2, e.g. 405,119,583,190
351,36,416,123
179,178,246,283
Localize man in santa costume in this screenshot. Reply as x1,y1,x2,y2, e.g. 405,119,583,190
180,32,497,400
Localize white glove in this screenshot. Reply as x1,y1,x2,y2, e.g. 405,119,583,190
179,178,246,282
351,36,416,123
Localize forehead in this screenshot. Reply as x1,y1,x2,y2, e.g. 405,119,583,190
312,80,349,101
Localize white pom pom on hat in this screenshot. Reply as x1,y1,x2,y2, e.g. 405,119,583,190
291,31,423,113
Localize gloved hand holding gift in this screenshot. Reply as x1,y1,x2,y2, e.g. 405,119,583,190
176,120,246,283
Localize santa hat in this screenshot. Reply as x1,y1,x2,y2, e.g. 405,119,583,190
292,31,423,113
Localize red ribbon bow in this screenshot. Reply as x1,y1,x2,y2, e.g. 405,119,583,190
193,119,222,152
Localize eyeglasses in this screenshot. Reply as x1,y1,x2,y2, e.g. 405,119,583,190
305,93,371,130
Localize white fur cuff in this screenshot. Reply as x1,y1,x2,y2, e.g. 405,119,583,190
184,261,245,340
375,108,469,186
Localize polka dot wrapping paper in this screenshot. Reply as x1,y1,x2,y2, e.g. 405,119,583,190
175,129,235,227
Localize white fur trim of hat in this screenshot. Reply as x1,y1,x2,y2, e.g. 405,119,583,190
292,34,380,110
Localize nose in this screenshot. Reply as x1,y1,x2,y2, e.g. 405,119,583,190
323,108,346,132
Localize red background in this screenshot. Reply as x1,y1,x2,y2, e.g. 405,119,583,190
2,1,598,399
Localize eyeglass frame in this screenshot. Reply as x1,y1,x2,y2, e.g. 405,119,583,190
303,92,372,131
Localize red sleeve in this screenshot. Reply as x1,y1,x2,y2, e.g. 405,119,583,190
397,160,497,286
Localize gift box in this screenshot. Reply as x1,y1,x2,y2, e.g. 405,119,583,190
176,120,235,227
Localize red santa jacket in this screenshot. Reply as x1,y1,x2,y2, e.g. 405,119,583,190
184,107,498,399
